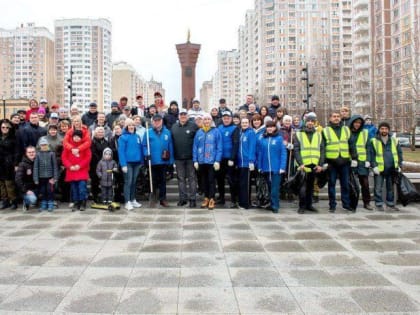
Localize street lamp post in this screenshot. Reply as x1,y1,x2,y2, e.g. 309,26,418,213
67,65,76,106
2,95,5,119
301,63,314,112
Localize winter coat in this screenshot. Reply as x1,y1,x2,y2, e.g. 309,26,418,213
279,125,292,144
63,126,92,153
364,124,377,140
61,144,91,182
90,137,109,170
108,134,120,164
164,109,179,129
369,133,403,175
33,150,59,182
106,110,122,129
256,132,287,173
19,123,47,154
143,127,174,165
237,127,256,167
89,123,113,140
349,115,371,176
217,123,239,160
171,120,198,160
193,127,222,164
268,104,281,118
37,134,63,153
15,156,36,194
255,126,266,142
96,149,118,187
118,129,143,167
0,133,18,180
81,111,98,127
187,108,206,120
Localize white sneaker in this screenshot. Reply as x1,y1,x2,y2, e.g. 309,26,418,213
131,200,142,208
125,201,133,211
68,202,74,208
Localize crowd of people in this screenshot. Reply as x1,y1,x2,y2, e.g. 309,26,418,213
0,92,403,214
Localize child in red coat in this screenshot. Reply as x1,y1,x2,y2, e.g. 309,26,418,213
62,130,91,211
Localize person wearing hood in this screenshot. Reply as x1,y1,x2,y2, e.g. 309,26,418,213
216,111,240,208
237,117,257,209
369,121,403,211
164,101,180,129
257,120,287,213
322,110,355,212
193,113,222,210
349,115,373,210
118,118,144,211
90,127,109,203
293,113,325,214
89,112,112,140
96,148,118,204
363,115,377,140
81,102,99,127
15,146,38,211
143,114,174,207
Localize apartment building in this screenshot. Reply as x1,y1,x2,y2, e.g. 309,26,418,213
112,61,145,105
199,80,214,112
0,23,55,102
55,18,112,112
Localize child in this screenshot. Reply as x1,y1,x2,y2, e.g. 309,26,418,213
96,148,118,204
62,130,92,211
33,138,59,211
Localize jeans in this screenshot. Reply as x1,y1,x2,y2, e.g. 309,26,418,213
200,164,216,199
175,160,197,201
264,172,281,211
123,162,141,203
374,173,395,206
39,178,55,201
71,181,87,202
23,191,37,206
328,163,350,208
151,165,167,201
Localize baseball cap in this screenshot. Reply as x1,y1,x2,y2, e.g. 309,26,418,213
306,112,317,121
39,138,49,146
40,98,48,104
50,113,59,119
179,108,188,115
222,111,232,117
152,114,163,121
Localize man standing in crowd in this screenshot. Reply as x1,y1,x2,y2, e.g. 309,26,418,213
217,98,231,117
268,95,281,118
370,121,403,211
82,102,99,127
239,94,256,112
323,110,355,212
293,113,325,214
106,102,121,129
216,111,239,207
18,112,47,159
171,108,199,208
187,100,205,120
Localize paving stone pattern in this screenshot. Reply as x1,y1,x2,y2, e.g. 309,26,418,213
0,201,420,314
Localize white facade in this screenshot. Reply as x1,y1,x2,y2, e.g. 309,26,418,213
112,61,145,106
55,18,112,112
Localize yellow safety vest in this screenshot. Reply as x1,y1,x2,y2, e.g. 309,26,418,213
355,129,368,162
323,126,350,159
371,137,399,171
296,131,321,169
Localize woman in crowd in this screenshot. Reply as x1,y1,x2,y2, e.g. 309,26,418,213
292,115,302,131
257,120,287,213
237,117,256,209
193,114,222,210
0,119,18,209
259,105,269,122
37,108,48,127
58,119,70,137
252,114,265,141
274,107,288,129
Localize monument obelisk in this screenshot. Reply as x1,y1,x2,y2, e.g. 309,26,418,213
176,30,201,109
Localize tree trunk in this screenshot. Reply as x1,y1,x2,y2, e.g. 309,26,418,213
411,126,416,151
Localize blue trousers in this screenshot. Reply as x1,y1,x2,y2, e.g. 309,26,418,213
123,162,141,202
71,181,87,202
374,173,395,206
264,172,281,211
328,163,350,209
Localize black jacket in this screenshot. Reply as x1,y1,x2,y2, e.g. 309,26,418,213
18,123,47,158
15,156,36,194
171,120,198,160
293,127,325,167
0,133,18,180
82,111,98,127
106,110,121,129
90,137,109,169
164,109,179,130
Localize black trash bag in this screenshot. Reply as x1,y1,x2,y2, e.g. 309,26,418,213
256,172,270,207
349,170,360,209
316,170,328,189
283,170,306,195
394,172,420,206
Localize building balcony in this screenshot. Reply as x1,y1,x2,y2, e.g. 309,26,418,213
354,11,369,22
354,23,369,34
354,37,370,46
354,0,369,9
355,62,370,70
355,75,371,83
353,49,370,59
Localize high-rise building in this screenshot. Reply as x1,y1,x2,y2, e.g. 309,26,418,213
112,61,145,105
0,23,55,102
212,50,240,109
143,77,165,107
55,18,112,112
200,80,213,112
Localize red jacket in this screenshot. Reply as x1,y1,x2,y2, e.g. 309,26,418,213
25,107,39,121
62,145,91,182
63,126,92,152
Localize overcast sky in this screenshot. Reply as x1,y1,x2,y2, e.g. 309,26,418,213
1,0,254,104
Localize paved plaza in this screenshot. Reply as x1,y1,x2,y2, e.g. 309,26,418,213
0,200,420,314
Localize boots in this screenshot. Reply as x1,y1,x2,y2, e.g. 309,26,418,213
201,197,209,208
39,200,47,212
10,200,18,210
47,200,54,212
0,200,10,209
79,200,87,211
208,198,215,210
71,201,80,212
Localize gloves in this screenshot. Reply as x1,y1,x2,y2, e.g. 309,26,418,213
322,163,329,171
213,162,220,171
286,143,294,150
351,160,358,168
279,169,285,174
397,167,401,173
365,161,370,168
373,167,380,175
122,166,128,173
194,162,199,170
228,160,234,167
299,164,305,170
249,163,255,171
